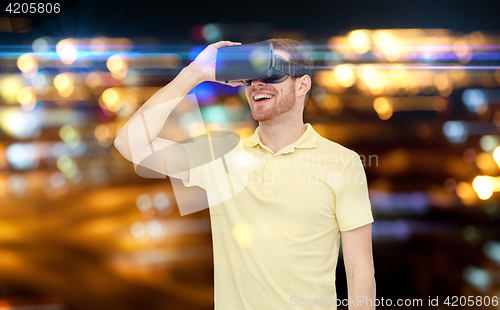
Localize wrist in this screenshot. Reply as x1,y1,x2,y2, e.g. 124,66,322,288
182,64,205,85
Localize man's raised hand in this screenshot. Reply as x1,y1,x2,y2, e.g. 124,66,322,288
188,41,246,87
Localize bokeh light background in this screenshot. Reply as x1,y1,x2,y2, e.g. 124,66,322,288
0,0,500,309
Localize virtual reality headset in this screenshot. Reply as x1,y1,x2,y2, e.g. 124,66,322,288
215,42,311,86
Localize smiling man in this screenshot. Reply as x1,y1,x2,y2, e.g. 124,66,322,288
115,39,376,310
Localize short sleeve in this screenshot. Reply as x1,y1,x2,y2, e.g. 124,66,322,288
334,153,374,231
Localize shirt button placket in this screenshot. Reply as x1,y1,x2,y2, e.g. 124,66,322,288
262,154,275,197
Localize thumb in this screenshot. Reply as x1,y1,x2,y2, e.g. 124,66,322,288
226,81,245,87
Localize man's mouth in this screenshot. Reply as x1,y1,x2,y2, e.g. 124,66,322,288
252,93,275,103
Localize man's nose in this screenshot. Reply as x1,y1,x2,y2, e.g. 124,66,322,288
250,79,266,87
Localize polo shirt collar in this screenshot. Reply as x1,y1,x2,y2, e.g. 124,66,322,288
242,123,318,153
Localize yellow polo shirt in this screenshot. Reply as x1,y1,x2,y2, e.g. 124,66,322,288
182,123,373,310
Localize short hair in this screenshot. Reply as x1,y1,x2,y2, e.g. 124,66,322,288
266,38,313,106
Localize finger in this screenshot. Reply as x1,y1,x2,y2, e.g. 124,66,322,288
227,81,245,87
210,41,242,49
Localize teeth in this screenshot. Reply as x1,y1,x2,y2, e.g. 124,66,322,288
253,94,273,101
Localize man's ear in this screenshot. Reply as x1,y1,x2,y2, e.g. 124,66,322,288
296,75,311,97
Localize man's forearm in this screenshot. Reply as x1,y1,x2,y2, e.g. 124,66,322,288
347,274,376,310
114,65,203,160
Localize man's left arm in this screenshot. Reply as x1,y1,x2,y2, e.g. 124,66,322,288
341,223,376,310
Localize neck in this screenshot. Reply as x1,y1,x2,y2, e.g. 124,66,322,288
258,111,306,154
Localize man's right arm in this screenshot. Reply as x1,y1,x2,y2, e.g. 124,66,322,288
113,41,244,181
113,65,202,181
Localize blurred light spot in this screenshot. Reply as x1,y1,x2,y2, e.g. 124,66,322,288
370,190,429,216
136,193,154,217
483,240,500,265
17,53,38,79
146,220,166,243
16,87,37,111
153,192,172,216
372,30,400,61
42,171,70,198
333,65,355,87
0,75,25,104
59,124,81,149
473,176,494,200
463,89,487,113
31,73,50,95
106,54,128,79
463,266,491,292
433,97,448,112
358,66,384,94
6,143,38,170
232,223,254,248
371,220,412,242
56,39,77,64
191,82,216,105
101,88,122,112
53,73,74,97
233,127,254,139
90,37,107,54
94,123,114,147
456,182,476,205
434,74,452,97
232,150,250,168
206,123,222,132
480,135,498,152
202,105,229,123
476,153,498,174
49,172,68,190
121,69,141,86
373,97,393,120
189,122,206,137
85,72,103,88
32,37,50,58
316,93,342,116
443,121,468,143
56,155,78,178
348,30,371,54
130,221,148,244
417,123,432,140
7,175,29,199
453,40,472,64
444,177,457,192
202,23,223,42
493,147,500,167
0,108,40,139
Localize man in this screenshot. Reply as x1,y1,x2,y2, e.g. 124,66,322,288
115,39,375,309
